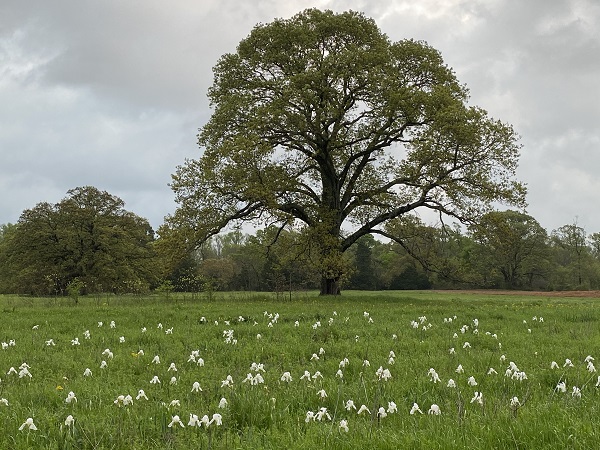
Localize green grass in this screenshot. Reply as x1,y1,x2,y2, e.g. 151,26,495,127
1,290,600,449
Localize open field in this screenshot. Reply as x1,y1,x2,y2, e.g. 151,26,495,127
432,290,600,298
1,290,600,449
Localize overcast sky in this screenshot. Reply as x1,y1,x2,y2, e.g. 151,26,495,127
1,0,599,234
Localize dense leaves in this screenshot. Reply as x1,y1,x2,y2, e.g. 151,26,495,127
168,9,525,294
1,187,156,295
468,211,549,289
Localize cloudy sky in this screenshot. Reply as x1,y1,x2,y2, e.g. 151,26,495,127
1,0,598,234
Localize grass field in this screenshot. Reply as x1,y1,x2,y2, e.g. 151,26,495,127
1,290,600,449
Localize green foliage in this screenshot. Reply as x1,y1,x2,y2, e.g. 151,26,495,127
66,278,85,304
155,280,174,300
384,216,474,287
468,210,550,289
0,223,18,292
2,186,157,295
388,265,432,290
168,8,525,294
550,222,594,289
347,235,377,290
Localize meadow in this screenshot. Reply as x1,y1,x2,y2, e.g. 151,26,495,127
1,290,600,449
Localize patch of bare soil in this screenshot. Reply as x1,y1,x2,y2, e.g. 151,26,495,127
431,290,600,298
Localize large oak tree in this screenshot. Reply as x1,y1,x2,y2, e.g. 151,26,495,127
168,9,526,295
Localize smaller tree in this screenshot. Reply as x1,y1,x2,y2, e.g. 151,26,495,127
388,264,432,290
198,258,236,291
0,223,18,293
6,187,157,295
384,216,474,287
347,235,377,290
588,232,600,259
550,222,595,289
468,210,549,289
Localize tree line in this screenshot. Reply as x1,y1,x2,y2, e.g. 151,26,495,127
162,212,600,293
0,186,598,295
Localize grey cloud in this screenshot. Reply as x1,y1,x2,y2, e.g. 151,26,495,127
2,0,328,112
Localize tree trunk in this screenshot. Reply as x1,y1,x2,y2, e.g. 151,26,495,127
320,277,341,295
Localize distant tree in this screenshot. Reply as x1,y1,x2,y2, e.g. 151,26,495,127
0,223,18,293
550,222,594,289
167,9,525,295
166,253,203,292
377,245,411,288
586,231,600,289
587,232,600,259
223,232,266,291
384,216,474,287
468,210,549,289
213,230,261,291
250,226,320,292
388,264,432,290
347,235,377,290
198,258,236,291
6,186,157,295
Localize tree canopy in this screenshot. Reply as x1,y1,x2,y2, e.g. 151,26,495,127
468,210,549,288
167,8,526,295
2,186,156,295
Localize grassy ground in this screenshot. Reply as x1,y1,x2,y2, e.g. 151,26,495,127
1,290,600,449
